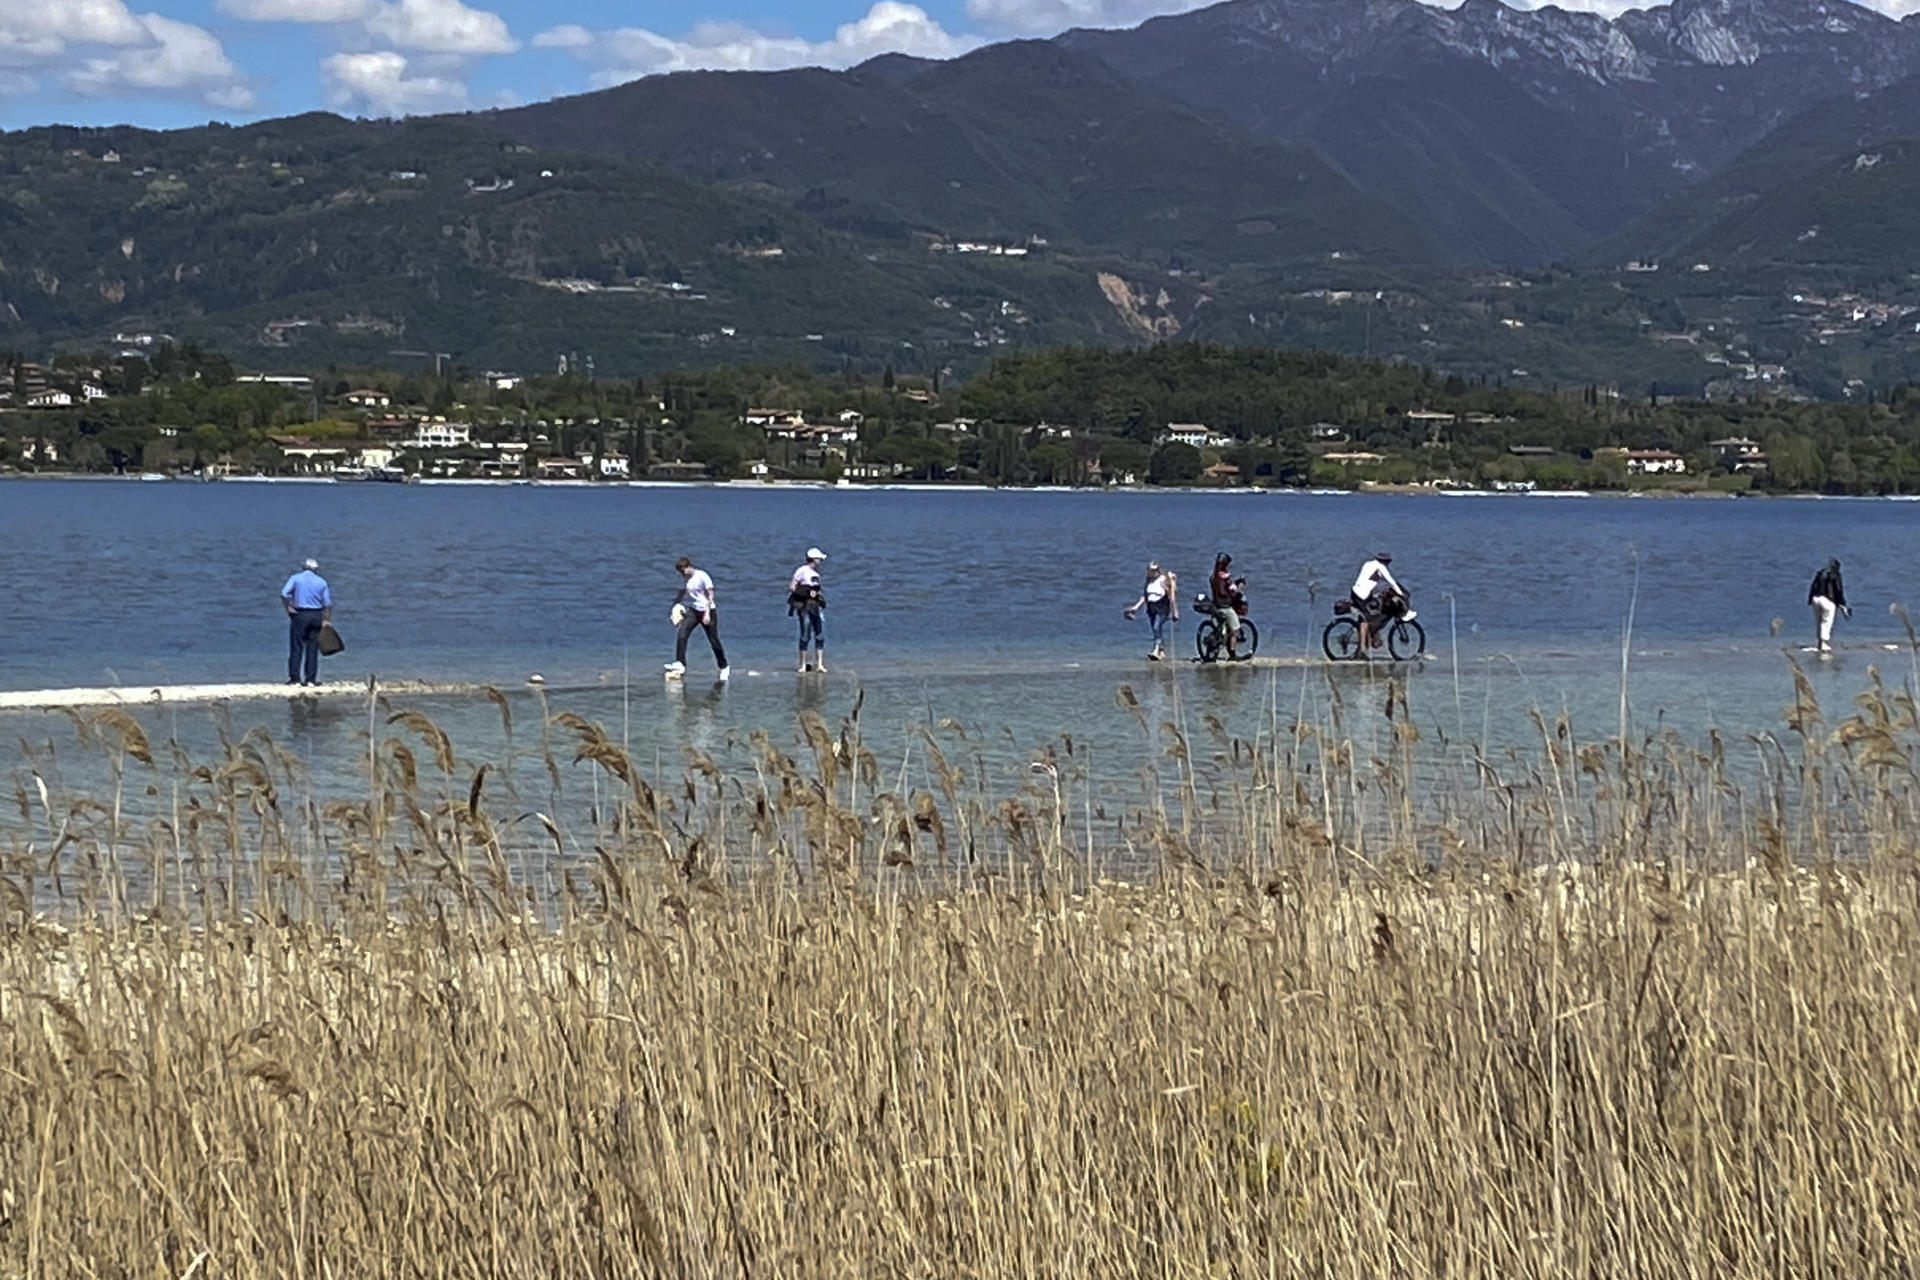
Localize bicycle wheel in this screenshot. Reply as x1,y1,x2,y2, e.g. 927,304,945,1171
1195,619,1220,662
1234,619,1259,660
1322,617,1362,661
1388,618,1427,662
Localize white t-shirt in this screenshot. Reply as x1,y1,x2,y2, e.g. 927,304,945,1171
682,569,716,613
1144,571,1170,603
790,564,821,594
1352,559,1401,600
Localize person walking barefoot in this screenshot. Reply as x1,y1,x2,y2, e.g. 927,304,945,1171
665,557,729,681
1123,561,1178,660
1808,558,1850,654
789,547,828,673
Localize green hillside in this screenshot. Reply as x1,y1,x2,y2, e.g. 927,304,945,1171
1626,140,1920,278
1590,77,1920,274
489,41,1448,272
1,70,1917,396
0,114,1143,372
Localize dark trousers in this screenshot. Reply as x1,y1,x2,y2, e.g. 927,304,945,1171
675,611,727,668
288,609,325,683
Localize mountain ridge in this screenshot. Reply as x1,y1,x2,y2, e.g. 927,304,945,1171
1059,0,1920,262
487,39,1447,269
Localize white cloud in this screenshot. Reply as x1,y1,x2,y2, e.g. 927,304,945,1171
0,0,149,66
962,0,1211,36
536,1,977,83
365,0,518,56
58,12,254,109
216,0,380,22
0,0,253,110
323,48,472,114
530,23,592,51
216,0,516,111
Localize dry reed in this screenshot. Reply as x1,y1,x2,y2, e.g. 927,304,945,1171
1,666,1918,1277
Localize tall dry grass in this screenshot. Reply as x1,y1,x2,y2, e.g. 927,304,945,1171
1,666,1919,1276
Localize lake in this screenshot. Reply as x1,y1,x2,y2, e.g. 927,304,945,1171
2,479,1912,846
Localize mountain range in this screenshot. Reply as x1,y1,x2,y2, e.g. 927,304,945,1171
7,0,1920,392
1064,0,1920,264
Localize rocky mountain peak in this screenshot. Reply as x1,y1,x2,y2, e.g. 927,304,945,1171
1623,0,1898,63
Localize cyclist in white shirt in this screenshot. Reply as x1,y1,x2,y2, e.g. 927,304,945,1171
1350,552,1403,651
666,556,728,681
789,547,827,673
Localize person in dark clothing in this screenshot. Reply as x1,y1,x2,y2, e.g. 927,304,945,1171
1208,553,1245,661
1808,559,1850,654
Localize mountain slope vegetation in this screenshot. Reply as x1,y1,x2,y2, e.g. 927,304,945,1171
8,0,1920,392
489,40,1446,270
0,113,1150,371
1062,0,1920,264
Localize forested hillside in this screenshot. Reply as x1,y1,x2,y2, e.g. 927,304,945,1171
7,341,1920,494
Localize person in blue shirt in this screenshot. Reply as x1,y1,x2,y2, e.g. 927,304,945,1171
280,558,333,686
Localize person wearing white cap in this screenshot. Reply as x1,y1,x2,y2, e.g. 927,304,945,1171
1123,560,1179,661
788,547,828,672
280,558,332,686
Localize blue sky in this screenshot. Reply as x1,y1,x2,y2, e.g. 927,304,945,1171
2,0,1912,131
0,0,1223,129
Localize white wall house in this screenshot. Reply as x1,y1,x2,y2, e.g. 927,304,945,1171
1624,450,1687,475
1160,422,1231,449
407,423,472,449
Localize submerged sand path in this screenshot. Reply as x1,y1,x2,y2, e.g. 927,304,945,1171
0,680,478,710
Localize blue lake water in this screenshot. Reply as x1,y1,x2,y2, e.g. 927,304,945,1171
3,479,1915,835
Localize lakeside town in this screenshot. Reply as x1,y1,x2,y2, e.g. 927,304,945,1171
0,341,1906,493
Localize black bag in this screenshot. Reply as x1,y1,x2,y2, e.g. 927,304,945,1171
317,623,346,656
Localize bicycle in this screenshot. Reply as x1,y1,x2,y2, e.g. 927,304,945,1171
1322,593,1425,662
1194,597,1259,663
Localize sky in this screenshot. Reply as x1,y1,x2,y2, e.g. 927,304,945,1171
2,0,1917,131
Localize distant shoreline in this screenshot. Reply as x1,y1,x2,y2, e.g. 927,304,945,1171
0,472,1894,499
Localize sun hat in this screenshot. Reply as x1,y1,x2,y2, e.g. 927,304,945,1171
806,547,827,561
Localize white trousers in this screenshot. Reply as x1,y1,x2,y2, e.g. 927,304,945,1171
1812,596,1838,650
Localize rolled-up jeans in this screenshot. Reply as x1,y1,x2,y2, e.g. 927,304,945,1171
676,609,727,668
796,603,824,651
288,608,325,683
1145,599,1171,645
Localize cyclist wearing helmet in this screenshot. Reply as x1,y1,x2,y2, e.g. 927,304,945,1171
1351,551,1403,651
1210,552,1246,660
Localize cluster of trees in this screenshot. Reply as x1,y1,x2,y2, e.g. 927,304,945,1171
953,346,1920,493
0,344,304,471
16,340,1920,493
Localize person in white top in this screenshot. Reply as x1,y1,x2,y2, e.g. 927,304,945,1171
789,547,828,673
1350,552,1404,651
1123,560,1179,660
666,556,728,680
